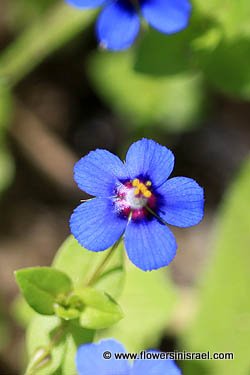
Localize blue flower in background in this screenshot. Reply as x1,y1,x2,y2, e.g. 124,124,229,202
76,339,182,374
70,138,204,271
66,0,192,50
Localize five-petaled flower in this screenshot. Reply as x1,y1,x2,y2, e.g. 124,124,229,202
66,0,192,50
76,339,182,374
70,138,204,271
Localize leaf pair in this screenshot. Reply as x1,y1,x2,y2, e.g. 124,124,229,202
15,266,123,330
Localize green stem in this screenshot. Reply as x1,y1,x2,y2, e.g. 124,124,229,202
24,322,67,375
0,4,96,87
87,238,122,286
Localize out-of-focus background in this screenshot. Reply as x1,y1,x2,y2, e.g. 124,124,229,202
0,0,250,374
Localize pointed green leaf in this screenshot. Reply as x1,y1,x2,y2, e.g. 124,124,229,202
15,267,73,315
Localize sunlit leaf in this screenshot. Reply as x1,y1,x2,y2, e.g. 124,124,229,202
15,267,73,315
77,287,123,330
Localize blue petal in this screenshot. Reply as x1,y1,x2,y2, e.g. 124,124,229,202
131,355,182,375
157,177,204,227
124,218,177,271
70,198,127,251
125,139,174,188
76,339,130,375
141,0,191,34
74,149,127,197
96,0,140,50
66,0,105,8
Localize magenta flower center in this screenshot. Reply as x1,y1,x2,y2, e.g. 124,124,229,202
114,178,157,220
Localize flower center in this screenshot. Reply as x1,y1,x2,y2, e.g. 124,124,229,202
114,178,156,220
132,178,152,198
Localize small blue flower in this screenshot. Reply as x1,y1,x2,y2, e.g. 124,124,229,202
66,0,192,50
70,138,204,271
76,339,182,374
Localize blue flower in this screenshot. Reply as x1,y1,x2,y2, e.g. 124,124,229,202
70,138,204,271
66,0,192,50
76,339,182,374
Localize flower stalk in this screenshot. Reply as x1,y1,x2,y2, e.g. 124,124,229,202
87,237,122,286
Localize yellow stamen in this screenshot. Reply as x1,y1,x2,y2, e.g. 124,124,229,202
132,179,152,198
134,188,140,195
132,178,140,187
144,190,152,198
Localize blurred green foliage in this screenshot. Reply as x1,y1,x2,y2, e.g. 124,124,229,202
183,157,250,375
0,84,14,195
0,300,9,351
88,51,204,131
0,4,95,87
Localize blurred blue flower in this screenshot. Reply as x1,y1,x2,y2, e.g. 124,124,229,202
76,339,182,374
70,138,204,271
66,0,191,50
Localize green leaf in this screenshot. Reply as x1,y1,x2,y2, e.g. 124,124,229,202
98,264,178,352
77,287,123,330
53,236,125,300
193,0,250,38
15,267,73,315
26,315,67,375
88,50,204,131
135,28,193,76
196,37,250,99
183,156,250,375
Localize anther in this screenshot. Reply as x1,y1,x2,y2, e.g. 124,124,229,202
132,179,140,187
